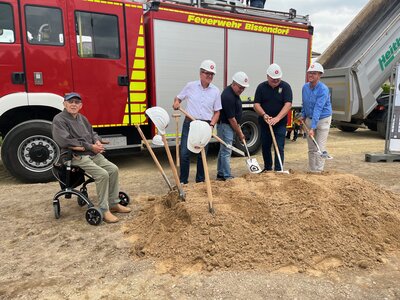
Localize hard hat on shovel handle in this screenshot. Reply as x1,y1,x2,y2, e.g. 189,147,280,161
145,107,170,135
188,120,212,154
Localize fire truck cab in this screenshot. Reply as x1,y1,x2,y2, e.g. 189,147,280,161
0,0,312,182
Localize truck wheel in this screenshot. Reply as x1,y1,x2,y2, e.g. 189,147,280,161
377,113,387,139
336,125,358,132
233,110,261,155
1,120,60,183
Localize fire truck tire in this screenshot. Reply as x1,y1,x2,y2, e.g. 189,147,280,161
232,110,261,156
1,120,60,183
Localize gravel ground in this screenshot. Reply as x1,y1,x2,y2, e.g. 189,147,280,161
0,128,399,299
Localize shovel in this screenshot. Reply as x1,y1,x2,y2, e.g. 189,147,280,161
268,123,290,174
178,107,245,157
301,122,333,160
242,139,262,173
135,125,174,191
145,107,185,200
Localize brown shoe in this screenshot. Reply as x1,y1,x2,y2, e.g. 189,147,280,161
110,203,132,213
103,211,119,223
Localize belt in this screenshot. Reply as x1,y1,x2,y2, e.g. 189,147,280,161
185,117,211,123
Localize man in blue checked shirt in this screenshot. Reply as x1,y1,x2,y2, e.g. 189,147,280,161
301,62,332,172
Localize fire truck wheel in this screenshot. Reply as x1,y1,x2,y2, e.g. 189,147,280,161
232,110,261,156
1,120,60,183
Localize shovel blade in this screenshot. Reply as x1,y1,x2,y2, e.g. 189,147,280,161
246,158,262,174
321,151,333,160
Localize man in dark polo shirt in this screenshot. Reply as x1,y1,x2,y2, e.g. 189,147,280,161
254,63,293,171
216,72,249,180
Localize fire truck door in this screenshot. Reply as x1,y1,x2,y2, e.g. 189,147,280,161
19,0,73,96
66,1,129,126
0,1,25,96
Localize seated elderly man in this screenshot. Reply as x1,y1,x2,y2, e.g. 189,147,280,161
52,92,131,223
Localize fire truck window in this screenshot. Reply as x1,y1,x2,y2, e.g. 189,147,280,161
25,5,64,46
0,3,15,43
75,11,120,59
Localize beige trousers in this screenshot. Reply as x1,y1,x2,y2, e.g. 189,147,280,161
305,116,332,172
72,153,120,211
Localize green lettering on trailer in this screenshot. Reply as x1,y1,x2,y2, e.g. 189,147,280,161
378,37,400,71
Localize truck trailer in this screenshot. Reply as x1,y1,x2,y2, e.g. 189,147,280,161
318,0,400,137
0,0,313,182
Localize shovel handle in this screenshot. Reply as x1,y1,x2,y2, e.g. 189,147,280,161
242,139,251,159
135,125,173,191
201,148,214,214
161,134,185,198
173,114,180,168
268,123,284,172
300,121,323,154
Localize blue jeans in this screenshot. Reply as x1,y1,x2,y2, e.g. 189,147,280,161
180,119,208,184
259,119,286,171
216,123,234,179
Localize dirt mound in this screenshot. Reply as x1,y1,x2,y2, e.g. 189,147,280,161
123,172,400,274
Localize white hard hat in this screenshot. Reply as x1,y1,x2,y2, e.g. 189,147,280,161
152,134,164,146
187,120,212,154
307,62,324,74
200,59,216,74
145,106,170,135
267,63,282,79
232,71,249,87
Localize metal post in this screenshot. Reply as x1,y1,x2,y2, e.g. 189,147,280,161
384,65,396,154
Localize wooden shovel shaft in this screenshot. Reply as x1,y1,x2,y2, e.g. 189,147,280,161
174,116,180,168
268,123,285,172
161,134,183,193
200,148,213,212
135,125,173,191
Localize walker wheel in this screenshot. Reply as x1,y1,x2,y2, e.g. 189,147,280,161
53,200,61,219
119,191,130,206
77,197,86,207
78,188,89,206
85,207,102,225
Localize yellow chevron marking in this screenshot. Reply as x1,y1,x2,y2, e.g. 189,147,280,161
135,47,144,58
131,70,145,80
129,92,146,102
121,12,147,126
133,59,145,69
129,81,146,91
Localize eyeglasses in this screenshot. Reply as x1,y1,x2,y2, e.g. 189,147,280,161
236,83,246,91
308,72,319,75
65,99,82,105
201,70,215,77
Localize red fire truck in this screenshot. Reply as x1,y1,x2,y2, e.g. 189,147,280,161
0,0,312,182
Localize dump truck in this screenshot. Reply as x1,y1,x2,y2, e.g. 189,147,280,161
0,0,312,182
318,0,400,137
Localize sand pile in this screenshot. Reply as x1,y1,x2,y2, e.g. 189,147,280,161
123,171,400,274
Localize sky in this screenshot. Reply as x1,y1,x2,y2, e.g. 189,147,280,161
265,0,370,54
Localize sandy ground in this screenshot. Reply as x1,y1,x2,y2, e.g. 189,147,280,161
1,128,400,299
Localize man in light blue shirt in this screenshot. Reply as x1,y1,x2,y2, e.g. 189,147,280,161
301,62,332,172
173,60,222,184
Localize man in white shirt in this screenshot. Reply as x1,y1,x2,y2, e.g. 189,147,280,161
172,59,222,184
